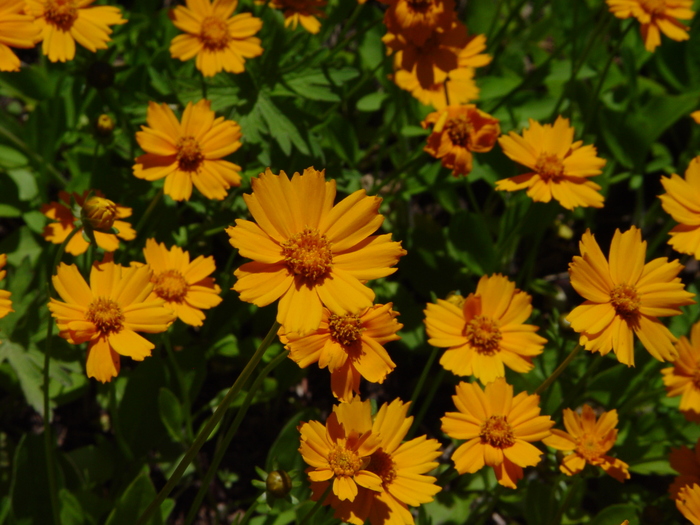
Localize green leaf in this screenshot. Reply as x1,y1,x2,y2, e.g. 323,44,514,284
256,93,310,156
59,489,85,525
1,340,47,417
590,504,639,525
104,466,172,525
158,387,185,444
356,92,386,112
446,211,496,276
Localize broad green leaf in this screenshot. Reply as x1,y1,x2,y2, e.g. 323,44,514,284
256,93,310,156
590,504,639,525
158,387,185,444
104,466,171,525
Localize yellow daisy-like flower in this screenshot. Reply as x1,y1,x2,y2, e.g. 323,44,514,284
169,0,263,77
48,259,176,383
0,254,13,319
567,227,694,366
496,116,607,209
424,274,547,384
659,157,700,258
24,0,126,63
441,377,554,489
662,321,700,423
226,168,406,336
383,0,455,47
269,0,327,34
543,404,630,482
392,66,479,109
41,190,136,256
0,0,42,72
669,439,700,498
133,100,243,201
606,0,694,52
280,303,401,402
678,484,700,525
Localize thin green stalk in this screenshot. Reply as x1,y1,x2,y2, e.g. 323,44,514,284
534,344,582,396
464,178,480,214
120,189,163,263
136,321,281,525
408,368,445,439
552,354,604,417
299,484,333,525
163,333,194,442
235,499,259,525
407,346,438,417
487,0,530,55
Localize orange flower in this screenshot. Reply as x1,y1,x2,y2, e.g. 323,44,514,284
392,66,478,109
669,439,700,498
662,321,700,423
0,0,41,72
269,0,327,34
659,157,700,258
383,0,455,46
0,254,13,319
692,111,700,124
543,404,630,482
677,484,700,525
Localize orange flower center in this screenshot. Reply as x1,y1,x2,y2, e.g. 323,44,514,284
281,228,333,283
328,313,364,346
328,445,365,477
366,449,397,486
445,115,473,148
610,283,640,320
200,16,231,50
639,0,666,14
466,315,502,355
479,415,515,448
535,152,565,181
176,136,204,172
576,434,604,463
44,0,78,31
152,269,189,303
86,297,125,334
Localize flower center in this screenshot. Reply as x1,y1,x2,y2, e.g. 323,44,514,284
44,0,78,31
366,449,397,486
176,136,204,172
610,283,640,320
328,445,365,477
466,315,502,356
445,115,473,147
639,0,666,14
329,313,364,346
281,228,333,283
576,434,605,463
480,415,515,448
85,297,125,334
200,16,231,50
535,152,565,181
152,269,189,303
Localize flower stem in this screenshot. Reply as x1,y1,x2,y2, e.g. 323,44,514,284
407,346,439,417
534,344,582,396
163,333,194,442
408,368,446,439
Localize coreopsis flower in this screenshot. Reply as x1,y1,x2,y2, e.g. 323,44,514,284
567,227,694,366
0,0,42,72
269,0,327,34
226,168,406,336
441,377,554,488
496,116,607,210
393,66,479,109
81,195,117,232
542,404,630,482
280,303,401,401
383,0,455,46
662,322,700,422
606,0,694,52
692,111,700,124
0,254,13,319
677,484,700,525
24,0,126,63
422,105,500,176
169,0,263,77
48,259,176,382
659,157,700,258
669,439,700,498
424,274,547,384
133,100,243,201
41,190,136,256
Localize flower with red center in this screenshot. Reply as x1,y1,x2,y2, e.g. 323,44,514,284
383,0,455,46
669,439,700,498
441,377,554,488
677,484,700,525
567,227,695,366
268,0,327,34
662,321,700,423
0,0,42,72
0,254,13,319
659,157,700,258
543,404,630,482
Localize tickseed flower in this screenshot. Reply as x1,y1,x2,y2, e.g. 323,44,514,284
662,321,700,423
24,0,126,63
169,0,263,77
543,404,630,482
133,100,243,201
48,259,176,383
422,105,500,177
0,0,42,72
692,111,700,124
81,195,117,232
424,274,547,384
0,254,13,319
383,0,455,46
669,439,700,498
496,116,607,210
226,168,406,336
567,227,694,366
393,66,479,109
41,190,136,256
659,157,700,259
280,303,401,401
441,377,554,489
677,484,700,525
268,0,327,34
606,0,694,52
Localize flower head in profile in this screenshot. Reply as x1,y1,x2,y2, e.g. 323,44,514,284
383,0,455,46
280,303,401,401
41,190,136,256
169,0,263,77
659,157,700,258
543,404,630,482
677,484,700,525
48,259,176,382
441,377,554,488
496,116,607,209
0,0,42,72
669,439,700,498
24,0,126,63
424,274,547,384
226,168,406,336
662,322,700,423
567,227,694,366
606,0,694,52
268,0,327,34
0,254,13,319
133,100,242,201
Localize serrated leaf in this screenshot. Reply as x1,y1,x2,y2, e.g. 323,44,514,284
257,93,310,155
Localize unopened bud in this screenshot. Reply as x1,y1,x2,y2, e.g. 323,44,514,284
81,196,118,232
95,114,115,137
266,470,292,499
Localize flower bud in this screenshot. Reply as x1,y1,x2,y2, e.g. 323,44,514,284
95,114,115,137
81,196,118,232
265,470,292,499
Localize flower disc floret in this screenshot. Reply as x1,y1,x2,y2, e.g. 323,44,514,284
85,297,124,334
44,0,78,30
281,228,333,282
200,16,231,49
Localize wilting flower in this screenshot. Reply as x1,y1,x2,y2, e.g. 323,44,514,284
659,157,700,258
226,168,406,336
280,303,401,401
169,0,263,77
24,0,126,63
669,439,700,498
48,259,176,382
268,0,327,34
662,321,700,423
422,105,500,176
677,484,700,525
0,254,13,319
441,377,554,488
133,100,243,201
424,274,546,384
606,0,694,52
383,0,455,46
41,190,136,256
0,0,42,72
567,227,694,366
543,404,630,482
496,116,607,209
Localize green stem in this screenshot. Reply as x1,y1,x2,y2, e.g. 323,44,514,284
121,188,163,263
235,499,259,525
299,483,333,525
407,346,438,417
550,476,581,525
534,344,582,396
464,178,481,214
552,354,604,417
136,321,282,525
408,368,446,439
163,333,194,442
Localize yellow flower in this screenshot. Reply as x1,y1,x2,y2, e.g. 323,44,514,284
606,0,694,52
280,303,401,401
659,157,700,258
441,377,554,489
133,100,243,201
424,274,547,384
41,190,136,256
496,116,607,210
81,195,117,232
0,0,42,72
692,111,700,124
269,0,327,34
141,238,222,327
669,439,700,498
48,259,176,382
677,484,700,525
226,168,406,336
567,227,694,366
543,404,630,482
169,0,263,77
0,254,13,319
392,66,479,109
662,321,700,423
383,0,455,46
24,0,126,63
